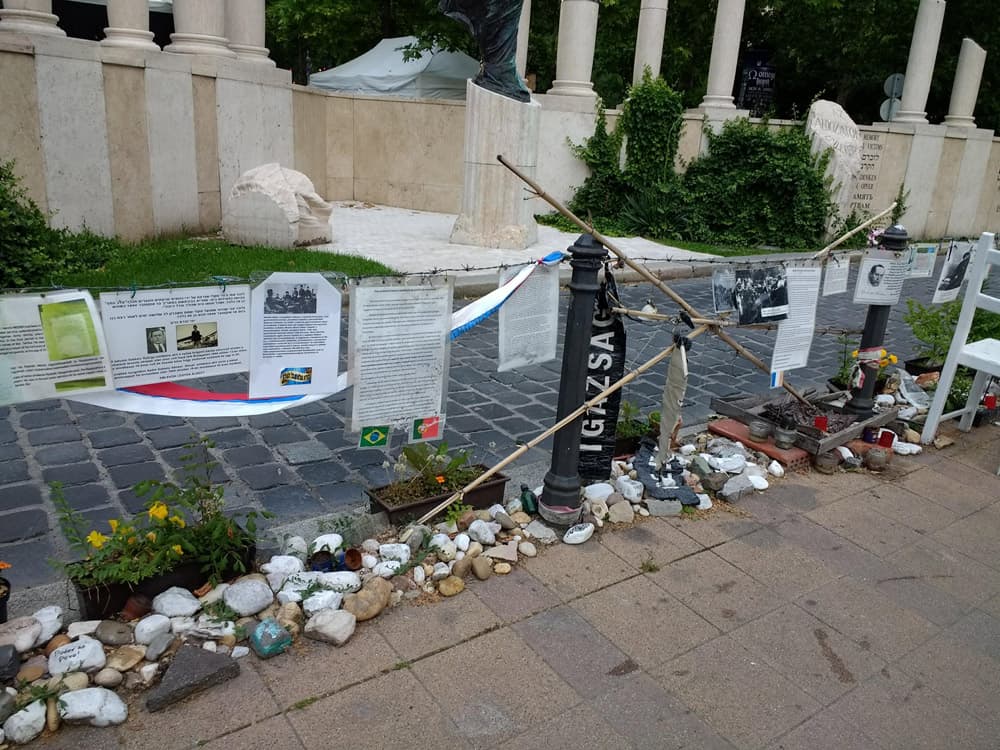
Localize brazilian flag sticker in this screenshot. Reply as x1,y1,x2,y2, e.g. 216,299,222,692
358,425,390,449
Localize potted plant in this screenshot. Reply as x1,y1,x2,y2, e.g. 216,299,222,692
366,442,509,525
0,561,10,624
827,335,897,393
54,438,264,619
614,401,660,456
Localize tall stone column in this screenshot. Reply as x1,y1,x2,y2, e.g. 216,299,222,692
102,0,158,51
894,0,947,124
547,0,599,99
700,0,745,109
516,0,532,79
632,0,668,84
944,37,986,127
226,0,274,65
0,0,65,35
165,0,237,57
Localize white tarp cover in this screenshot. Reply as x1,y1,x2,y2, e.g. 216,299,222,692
308,36,478,100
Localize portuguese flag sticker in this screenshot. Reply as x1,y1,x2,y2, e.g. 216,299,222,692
411,416,441,442
359,425,390,449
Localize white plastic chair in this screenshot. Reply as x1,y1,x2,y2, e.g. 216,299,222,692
921,232,1000,449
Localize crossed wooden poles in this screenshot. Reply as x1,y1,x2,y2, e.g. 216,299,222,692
414,157,894,524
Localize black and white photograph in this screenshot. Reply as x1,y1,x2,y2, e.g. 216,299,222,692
853,248,908,305
712,269,736,313
145,326,167,354
176,322,218,350
264,283,318,314
932,241,973,304
734,267,789,325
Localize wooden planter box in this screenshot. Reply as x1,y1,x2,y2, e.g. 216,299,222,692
72,544,256,620
710,391,898,456
367,466,510,525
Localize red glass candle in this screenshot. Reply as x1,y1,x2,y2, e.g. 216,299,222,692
985,395,997,409
877,430,895,448
813,415,828,431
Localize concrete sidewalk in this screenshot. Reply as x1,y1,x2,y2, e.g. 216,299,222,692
39,422,1000,750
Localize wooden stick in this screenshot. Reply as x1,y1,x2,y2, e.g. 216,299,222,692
611,307,732,326
415,324,710,525
811,203,897,261
498,154,811,406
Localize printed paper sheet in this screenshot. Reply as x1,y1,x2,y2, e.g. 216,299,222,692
770,266,822,375
498,263,558,371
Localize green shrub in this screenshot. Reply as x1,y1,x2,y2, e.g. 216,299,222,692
680,119,832,248
0,159,121,289
620,69,685,191
568,105,627,225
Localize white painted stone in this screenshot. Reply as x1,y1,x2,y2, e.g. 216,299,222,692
487,503,506,519
2,701,45,744
262,555,304,577
0,617,42,653
373,561,401,578
232,646,250,659
145,67,200,235
311,533,344,554
58,688,128,727
223,163,333,248
431,562,450,581
319,571,362,593
563,523,594,544
584,482,615,502
748,475,769,491
202,641,217,652
304,609,356,646
436,541,457,562
139,663,159,685
66,620,101,640
412,566,426,585
303,590,343,616
133,614,171,645
379,543,411,563
282,535,309,560
153,587,201,617
454,533,470,552
524,520,557,544
614,476,644,502
709,454,747,474
49,637,106,675
192,616,236,638
767,460,785,478
805,100,861,221
224,577,275,616
361,538,380,554
679,444,697,456
361,554,378,570
30,606,62,647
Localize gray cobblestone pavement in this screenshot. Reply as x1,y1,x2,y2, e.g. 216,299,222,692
0,256,939,593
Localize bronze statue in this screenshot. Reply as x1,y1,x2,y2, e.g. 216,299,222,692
440,0,531,102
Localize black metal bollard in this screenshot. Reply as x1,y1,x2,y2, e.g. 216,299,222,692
846,224,909,416
539,234,608,526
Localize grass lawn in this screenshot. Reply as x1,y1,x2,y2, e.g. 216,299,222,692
57,237,397,290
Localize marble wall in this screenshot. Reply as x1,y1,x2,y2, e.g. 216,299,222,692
0,31,996,242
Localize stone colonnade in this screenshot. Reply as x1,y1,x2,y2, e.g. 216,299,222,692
0,0,273,64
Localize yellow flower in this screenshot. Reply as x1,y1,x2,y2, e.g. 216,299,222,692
86,531,108,549
851,350,859,358
171,545,183,555
108,519,119,533
889,354,898,364
127,536,137,545
169,515,186,528
148,502,168,521
146,531,157,542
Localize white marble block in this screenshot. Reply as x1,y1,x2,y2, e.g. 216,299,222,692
805,100,861,223
450,81,541,250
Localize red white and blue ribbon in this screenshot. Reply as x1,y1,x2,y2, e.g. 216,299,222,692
63,254,565,417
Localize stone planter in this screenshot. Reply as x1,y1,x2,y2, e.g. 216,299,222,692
72,544,256,620
366,466,510,525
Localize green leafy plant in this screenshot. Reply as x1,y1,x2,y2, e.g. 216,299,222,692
903,299,961,366
639,552,660,573
616,401,659,439
54,437,266,588
443,499,473,527
372,442,484,508
889,182,910,225
202,599,240,624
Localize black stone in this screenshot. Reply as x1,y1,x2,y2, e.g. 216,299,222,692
146,644,239,712
27,426,81,446
76,412,126,431
247,412,292,428
97,443,156,467
238,464,289,491
0,509,48,542
19,409,72,429
147,426,197,449
206,428,254,449
108,461,166,489
135,414,185,431
88,428,142,449
259,425,309,445
188,416,240,432
34,443,90,466
42,463,100,486
224,445,276,468
0,460,29,484
295,461,349,485
259,486,325,518
60,483,111,511
0,645,18,686
0,484,42,512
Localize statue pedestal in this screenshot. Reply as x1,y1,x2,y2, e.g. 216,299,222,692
451,81,541,249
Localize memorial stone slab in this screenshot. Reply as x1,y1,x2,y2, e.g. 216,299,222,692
805,100,862,223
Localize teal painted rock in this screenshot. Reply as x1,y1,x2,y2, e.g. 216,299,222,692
250,618,292,659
